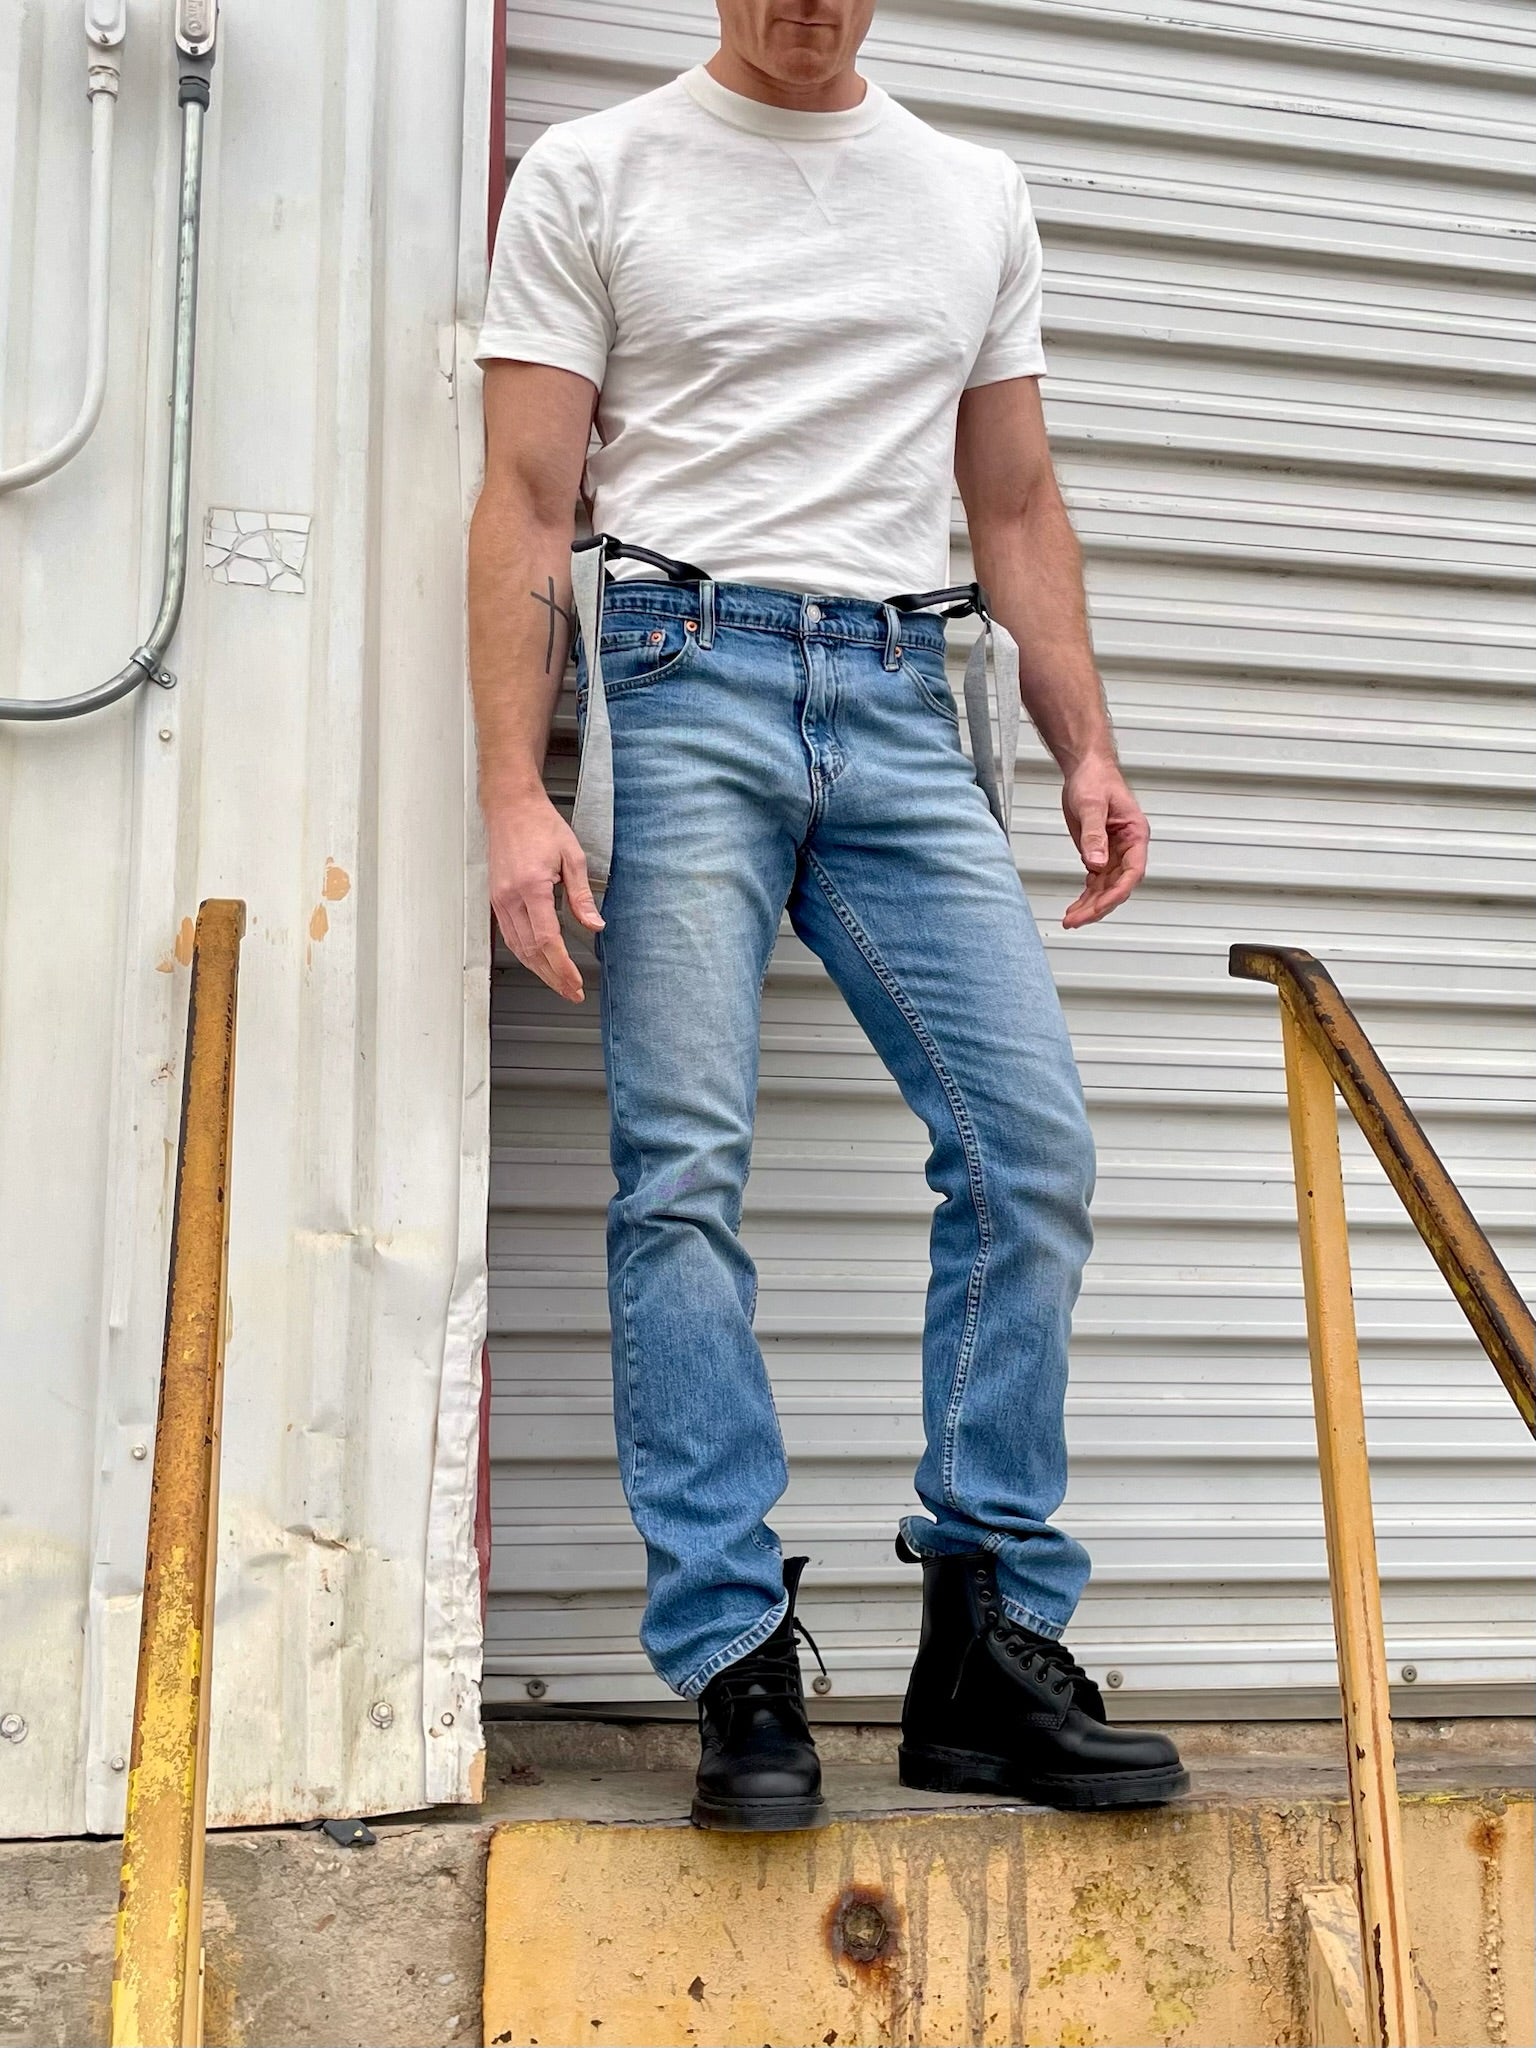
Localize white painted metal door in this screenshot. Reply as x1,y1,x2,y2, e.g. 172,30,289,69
0,0,494,1833
488,0,1535,1714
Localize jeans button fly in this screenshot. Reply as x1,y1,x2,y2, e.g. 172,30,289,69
805,603,822,625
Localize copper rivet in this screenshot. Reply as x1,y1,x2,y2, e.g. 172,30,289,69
649,631,664,644
684,619,698,631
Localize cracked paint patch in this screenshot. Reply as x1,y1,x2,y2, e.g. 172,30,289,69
204,507,311,593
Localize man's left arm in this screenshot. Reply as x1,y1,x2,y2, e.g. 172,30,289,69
955,375,1149,929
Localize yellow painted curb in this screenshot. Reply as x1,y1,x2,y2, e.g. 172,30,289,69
483,1791,1531,2048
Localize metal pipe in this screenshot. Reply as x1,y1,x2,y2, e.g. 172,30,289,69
0,15,123,493
0,50,213,722
111,898,245,2048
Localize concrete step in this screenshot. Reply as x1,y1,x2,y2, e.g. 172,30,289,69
481,1726,1532,2048
1,1721,1529,2048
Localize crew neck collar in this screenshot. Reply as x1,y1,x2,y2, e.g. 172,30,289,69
681,63,889,140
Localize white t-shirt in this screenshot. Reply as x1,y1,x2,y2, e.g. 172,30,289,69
477,66,1046,600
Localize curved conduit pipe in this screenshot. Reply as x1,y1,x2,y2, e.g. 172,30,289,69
0,2,127,495
0,0,218,723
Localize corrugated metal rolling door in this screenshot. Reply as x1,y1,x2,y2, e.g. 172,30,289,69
487,0,1535,1713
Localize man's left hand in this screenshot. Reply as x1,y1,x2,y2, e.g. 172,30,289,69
1060,757,1150,929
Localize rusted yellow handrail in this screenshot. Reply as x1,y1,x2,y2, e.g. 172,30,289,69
1277,996,1416,2047
1231,945,1534,1432
1231,943,1535,2048
112,899,245,2048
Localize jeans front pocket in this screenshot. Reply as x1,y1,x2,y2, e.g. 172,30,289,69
902,650,960,724
595,616,698,696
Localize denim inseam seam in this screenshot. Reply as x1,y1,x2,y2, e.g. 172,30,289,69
803,854,991,1508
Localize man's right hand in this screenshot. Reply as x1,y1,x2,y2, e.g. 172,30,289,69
488,791,605,1004
468,363,605,1002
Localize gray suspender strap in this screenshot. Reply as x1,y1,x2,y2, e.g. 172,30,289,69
961,614,1022,839
569,541,613,898
888,581,1021,838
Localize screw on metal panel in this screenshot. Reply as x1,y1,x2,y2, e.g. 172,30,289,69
812,1674,832,1695
368,1700,394,1729
1401,1665,1418,1683
440,1712,455,1727
524,1678,547,1700
158,727,173,741
131,1442,149,1460
1105,1669,1124,1689
110,1754,127,1771
0,1714,27,1742
154,669,176,689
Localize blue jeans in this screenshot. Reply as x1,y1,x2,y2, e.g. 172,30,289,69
577,580,1095,1698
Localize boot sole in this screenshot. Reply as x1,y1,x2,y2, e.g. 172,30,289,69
899,1743,1189,1811
690,1790,829,1832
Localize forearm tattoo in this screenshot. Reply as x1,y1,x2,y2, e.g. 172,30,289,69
530,577,577,675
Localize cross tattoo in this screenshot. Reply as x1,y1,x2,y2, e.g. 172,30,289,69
530,577,578,674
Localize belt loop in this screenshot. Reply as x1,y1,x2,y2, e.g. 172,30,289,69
880,601,902,672
697,577,716,650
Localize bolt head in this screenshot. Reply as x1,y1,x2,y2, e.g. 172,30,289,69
1105,1669,1124,1689
811,1673,832,1696
834,1896,892,1965
110,1754,127,1772
0,1714,27,1742
130,1442,149,1460
1401,1665,1418,1684
368,1699,394,1729
440,1711,455,1727
524,1678,547,1700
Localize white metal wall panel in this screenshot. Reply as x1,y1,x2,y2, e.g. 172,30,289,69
0,0,493,1833
488,0,1535,1712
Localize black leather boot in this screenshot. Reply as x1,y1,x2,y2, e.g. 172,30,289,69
691,1555,828,1831
896,1537,1188,1810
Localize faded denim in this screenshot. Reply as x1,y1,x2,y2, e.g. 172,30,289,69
577,580,1096,1698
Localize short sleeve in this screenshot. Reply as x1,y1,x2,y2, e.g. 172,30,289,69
964,157,1047,390
476,131,614,389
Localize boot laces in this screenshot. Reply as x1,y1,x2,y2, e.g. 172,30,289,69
708,1616,827,1721
994,1621,1104,1716
978,1622,1097,1720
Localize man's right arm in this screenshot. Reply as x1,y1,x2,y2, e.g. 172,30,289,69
468,359,603,1003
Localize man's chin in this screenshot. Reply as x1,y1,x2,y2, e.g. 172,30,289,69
762,53,853,88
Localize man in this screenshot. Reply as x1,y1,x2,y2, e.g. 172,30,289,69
470,0,1187,1829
